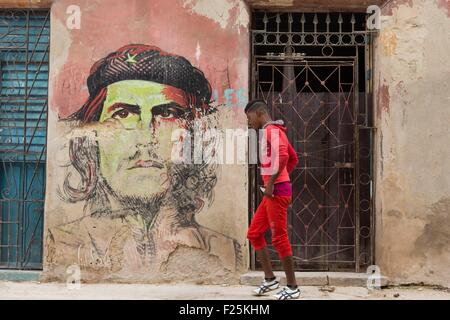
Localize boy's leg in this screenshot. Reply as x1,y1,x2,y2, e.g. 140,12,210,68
266,196,297,287
281,256,297,287
247,198,273,279
256,247,275,280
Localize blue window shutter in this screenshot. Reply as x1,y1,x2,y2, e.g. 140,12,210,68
0,11,49,269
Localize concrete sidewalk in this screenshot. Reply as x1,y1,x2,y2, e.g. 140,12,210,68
0,281,449,300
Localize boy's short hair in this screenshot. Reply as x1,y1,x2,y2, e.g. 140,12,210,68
244,99,269,113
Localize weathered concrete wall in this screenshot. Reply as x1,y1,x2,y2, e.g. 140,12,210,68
43,0,250,284
374,0,450,287
244,0,385,12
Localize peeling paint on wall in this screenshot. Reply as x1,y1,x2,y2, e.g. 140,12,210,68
383,0,414,16
377,83,390,117
182,0,249,32
415,197,450,255
378,29,397,57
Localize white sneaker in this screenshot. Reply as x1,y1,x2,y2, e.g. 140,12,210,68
252,279,280,296
273,286,301,300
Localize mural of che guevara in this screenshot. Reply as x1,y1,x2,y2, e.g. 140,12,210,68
45,44,243,281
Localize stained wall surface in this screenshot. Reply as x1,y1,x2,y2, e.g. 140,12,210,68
373,0,450,287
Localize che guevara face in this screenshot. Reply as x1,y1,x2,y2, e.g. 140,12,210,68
96,80,190,199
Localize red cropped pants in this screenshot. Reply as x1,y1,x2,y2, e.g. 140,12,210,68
247,195,293,259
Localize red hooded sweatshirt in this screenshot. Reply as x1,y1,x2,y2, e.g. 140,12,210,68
261,120,298,186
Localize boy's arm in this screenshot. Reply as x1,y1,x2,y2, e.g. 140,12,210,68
266,154,289,196
286,142,299,174
264,127,289,197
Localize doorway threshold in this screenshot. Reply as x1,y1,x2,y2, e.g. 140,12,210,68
241,271,389,287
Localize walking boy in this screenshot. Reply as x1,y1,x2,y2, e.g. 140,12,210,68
245,99,300,300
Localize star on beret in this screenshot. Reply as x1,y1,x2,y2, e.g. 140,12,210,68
125,53,138,64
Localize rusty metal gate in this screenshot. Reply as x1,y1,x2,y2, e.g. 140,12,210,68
0,10,50,269
250,12,374,272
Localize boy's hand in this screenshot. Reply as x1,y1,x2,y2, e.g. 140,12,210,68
263,183,274,198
